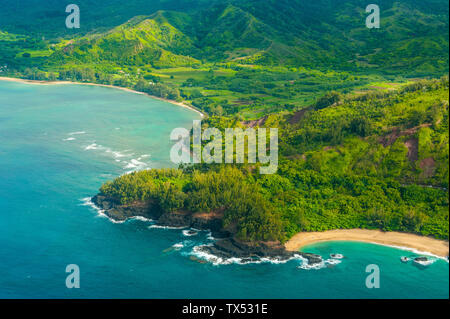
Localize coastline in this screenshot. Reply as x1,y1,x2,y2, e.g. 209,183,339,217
0,76,205,118
91,195,323,264
285,229,449,258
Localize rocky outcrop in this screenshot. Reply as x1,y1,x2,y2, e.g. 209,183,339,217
92,195,157,221
91,195,321,263
92,195,226,234
196,238,322,264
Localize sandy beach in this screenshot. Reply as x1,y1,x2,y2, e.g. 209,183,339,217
285,229,449,257
0,76,205,118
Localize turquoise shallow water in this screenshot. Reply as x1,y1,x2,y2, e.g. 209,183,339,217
0,80,448,299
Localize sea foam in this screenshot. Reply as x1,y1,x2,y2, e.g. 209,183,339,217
297,256,342,270
149,224,186,230
84,143,99,150
79,197,125,224
188,244,308,266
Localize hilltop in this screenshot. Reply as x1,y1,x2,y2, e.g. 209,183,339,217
95,78,449,248
44,1,450,74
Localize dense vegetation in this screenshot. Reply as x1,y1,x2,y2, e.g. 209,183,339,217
100,167,284,241
1,0,448,118
1,0,448,75
1,1,448,243
100,78,449,242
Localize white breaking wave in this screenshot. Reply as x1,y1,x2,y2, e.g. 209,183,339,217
377,243,448,262
80,197,101,211
182,229,199,237
82,141,151,173
63,137,76,141
129,216,154,223
124,158,147,170
79,198,155,224
297,256,342,270
105,149,130,159
138,154,150,160
79,197,125,224
149,224,187,230
172,243,185,249
188,245,308,266
84,143,99,150
69,131,86,135
413,258,437,266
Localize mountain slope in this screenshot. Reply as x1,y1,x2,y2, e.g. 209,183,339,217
227,0,449,74
0,0,220,36
49,11,200,68
190,4,276,60
44,0,449,76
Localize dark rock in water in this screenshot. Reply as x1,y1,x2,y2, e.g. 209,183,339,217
212,238,289,258
92,195,225,233
157,210,226,234
91,195,319,262
240,256,261,264
414,256,429,262
199,238,322,264
189,255,207,264
92,195,156,221
210,230,232,239
158,210,191,227
300,252,323,265
192,215,223,233
92,194,230,238
92,195,228,238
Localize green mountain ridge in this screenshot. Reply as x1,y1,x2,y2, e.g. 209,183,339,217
192,4,275,57
1,1,448,119
49,12,200,68
40,0,448,75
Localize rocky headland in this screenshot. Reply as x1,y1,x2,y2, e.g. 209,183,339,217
92,194,322,265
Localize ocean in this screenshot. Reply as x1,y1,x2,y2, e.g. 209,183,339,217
0,80,448,299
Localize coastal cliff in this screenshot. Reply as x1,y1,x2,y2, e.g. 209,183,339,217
92,194,322,264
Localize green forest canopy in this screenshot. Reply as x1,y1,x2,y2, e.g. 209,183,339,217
100,78,449,242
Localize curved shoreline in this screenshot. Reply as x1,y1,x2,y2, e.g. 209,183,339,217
285,229,449,258
0,76,205,118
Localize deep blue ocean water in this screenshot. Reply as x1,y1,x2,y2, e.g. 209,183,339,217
0,80,448,299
